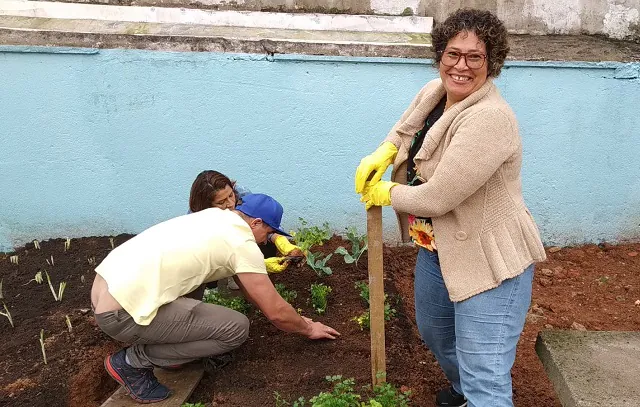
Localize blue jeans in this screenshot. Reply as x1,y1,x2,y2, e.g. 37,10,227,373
414,248,533,407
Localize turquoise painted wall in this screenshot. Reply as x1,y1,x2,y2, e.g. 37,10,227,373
1,46,639,251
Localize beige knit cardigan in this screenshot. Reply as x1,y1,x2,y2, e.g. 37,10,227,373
385,78,546,301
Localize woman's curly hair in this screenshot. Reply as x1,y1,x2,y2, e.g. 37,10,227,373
432,9,509,77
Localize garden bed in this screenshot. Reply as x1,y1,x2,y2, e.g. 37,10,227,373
1,234,639,406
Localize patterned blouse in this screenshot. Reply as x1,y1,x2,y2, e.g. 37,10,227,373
407,97,446,252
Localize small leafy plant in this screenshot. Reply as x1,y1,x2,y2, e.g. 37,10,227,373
33,240,40,250
87,257,96,266
9,255,18,265
310,283,332,315
275,375,412,406
181,403,206,407
275,283,298,304
203,288,251,315
306,251,333,277
352,281,398,330
334,227,368,267
0,303,14,328
65,315,73,333
64,237,71,252
291,218,331,252
109,237,115,249
46,255,54,267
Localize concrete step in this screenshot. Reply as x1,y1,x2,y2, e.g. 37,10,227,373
535,330,640,407
2,0,420,16
0,0,431,55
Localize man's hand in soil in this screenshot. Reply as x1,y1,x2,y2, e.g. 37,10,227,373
235,273,340,340
302,316,341,340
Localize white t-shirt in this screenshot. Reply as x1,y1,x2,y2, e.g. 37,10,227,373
96,208,266,325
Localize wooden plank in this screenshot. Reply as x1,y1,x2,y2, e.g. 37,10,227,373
367,206,386,385
100,364,204,407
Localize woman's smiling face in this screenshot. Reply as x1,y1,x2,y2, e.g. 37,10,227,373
439,30,489,107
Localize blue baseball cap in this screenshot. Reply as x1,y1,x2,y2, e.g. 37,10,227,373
236,193,291,237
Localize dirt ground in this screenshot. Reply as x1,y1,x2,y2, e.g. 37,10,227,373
0,235,639,406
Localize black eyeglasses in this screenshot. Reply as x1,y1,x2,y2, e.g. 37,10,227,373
439,50,487,69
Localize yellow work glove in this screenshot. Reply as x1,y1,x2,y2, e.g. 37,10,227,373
273,235,302,256
264,257,290,274
354,142,398,194
361,181,399,210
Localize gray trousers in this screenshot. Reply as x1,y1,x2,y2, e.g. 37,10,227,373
94,287,249,369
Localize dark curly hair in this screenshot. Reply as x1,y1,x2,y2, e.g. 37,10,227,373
189,170,236,213
432,8,509,77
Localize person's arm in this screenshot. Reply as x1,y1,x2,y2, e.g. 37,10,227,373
355,82,437,194
234,273,339,339
390,108,518,218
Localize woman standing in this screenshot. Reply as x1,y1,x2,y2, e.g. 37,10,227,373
355,9,546,407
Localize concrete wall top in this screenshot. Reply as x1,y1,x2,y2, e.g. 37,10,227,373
20,0,640,41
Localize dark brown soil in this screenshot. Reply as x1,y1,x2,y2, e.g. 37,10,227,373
1,236,639,407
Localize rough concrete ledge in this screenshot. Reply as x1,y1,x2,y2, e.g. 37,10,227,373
0,0,432,33
0,15,431,57
535,330,640,407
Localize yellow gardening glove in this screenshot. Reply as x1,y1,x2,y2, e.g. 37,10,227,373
265,257,290,274
273,235,303,256
361,181,399,210
354,142,398,194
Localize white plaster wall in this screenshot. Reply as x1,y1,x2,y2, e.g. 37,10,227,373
96,0,639,40
374,0,640,40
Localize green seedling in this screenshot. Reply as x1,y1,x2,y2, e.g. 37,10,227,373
33,240,40,250
58,282,67,302
334,227,368,267
65,315,73,333
39,329,47,364
24,271,44,286
310,283,332,315
275,283,297,304
0,303,14,328
352,281,397,330
45,272,66,301
278,375,411,406
46,255,54,267
64,237,71,252
355,281,370,303
203,288,251,315
9,255,18,265
181,403,206,407
306,251,333,277
45,272,56,300
291,218,331,252
109,237,115,249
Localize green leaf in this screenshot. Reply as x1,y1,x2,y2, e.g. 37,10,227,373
334,246,348,255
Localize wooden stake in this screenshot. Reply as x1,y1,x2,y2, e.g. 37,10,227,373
367,206,386,385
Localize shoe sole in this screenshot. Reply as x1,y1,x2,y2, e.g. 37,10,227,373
104,354,171,404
